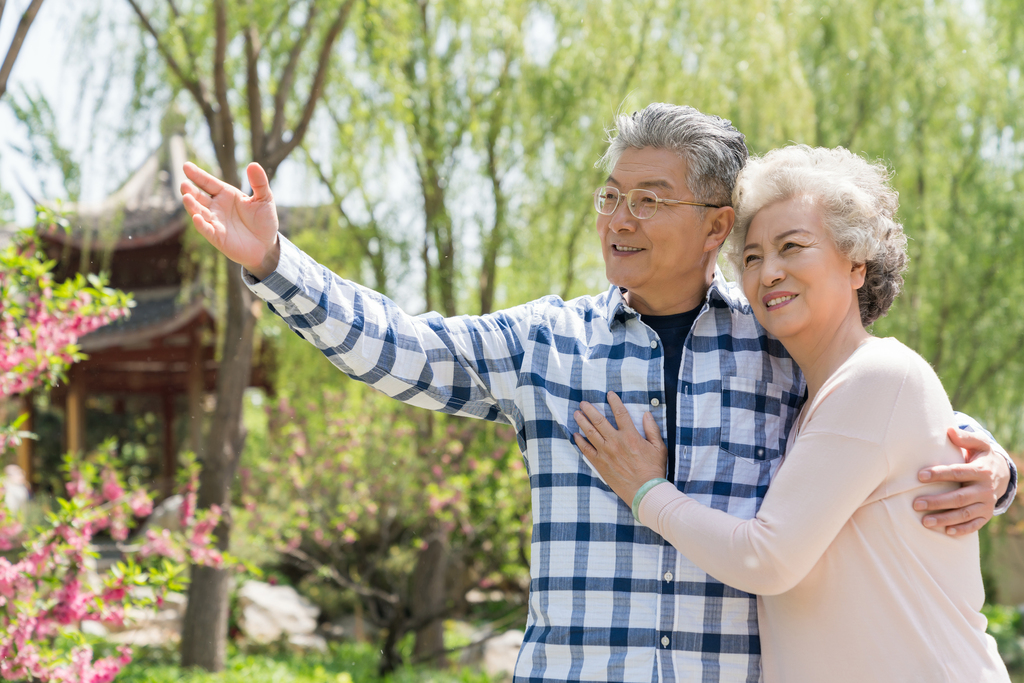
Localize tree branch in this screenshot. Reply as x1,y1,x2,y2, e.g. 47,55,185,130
212,0,238,184
244,24,265,159
125,0,217,125
265,0,355,171
269,0,320,149
165,0,202,78
283,546,400,604
0,0,45,100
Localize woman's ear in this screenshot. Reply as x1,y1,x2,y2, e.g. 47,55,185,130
851,262,867,289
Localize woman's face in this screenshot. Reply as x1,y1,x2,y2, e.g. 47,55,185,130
740,196,866,344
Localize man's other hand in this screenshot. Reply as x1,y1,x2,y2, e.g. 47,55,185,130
180,162,281,278
913,427,1011,536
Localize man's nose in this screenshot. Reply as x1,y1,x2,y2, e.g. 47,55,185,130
608,199,639,232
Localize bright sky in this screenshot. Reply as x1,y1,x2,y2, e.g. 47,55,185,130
0,0,326,227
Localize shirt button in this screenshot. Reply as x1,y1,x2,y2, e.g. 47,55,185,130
663,572,673,582
650,398,660,407
661,635,670,647
650,340,658,349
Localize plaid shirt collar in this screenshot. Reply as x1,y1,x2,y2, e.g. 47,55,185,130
602,267,742,329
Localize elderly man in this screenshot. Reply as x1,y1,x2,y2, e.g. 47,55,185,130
181,103,1015,683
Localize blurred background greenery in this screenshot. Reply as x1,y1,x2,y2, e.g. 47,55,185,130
2,0,1023,678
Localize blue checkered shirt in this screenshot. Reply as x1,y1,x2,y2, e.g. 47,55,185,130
245,235,1013,683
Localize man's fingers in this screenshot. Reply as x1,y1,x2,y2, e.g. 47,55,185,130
913,484,978,511
246,162,273,202
183,162,230,197
946,426,989,455
943,516,988,536
921,502,990,534
180,181,214,208
917,463,978,484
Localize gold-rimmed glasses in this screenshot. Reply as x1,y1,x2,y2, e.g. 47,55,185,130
593,186,722,219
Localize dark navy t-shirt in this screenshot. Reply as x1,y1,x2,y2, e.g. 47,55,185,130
640,305,702,481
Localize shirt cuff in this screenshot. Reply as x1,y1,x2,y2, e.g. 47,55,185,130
241,234,308,303
637,481,683,531
995,451,1018,514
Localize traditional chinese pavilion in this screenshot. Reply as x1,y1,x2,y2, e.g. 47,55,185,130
18,127,270,495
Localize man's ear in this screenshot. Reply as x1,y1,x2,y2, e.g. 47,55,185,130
703,206,735,253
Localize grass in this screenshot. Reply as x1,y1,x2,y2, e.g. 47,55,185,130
113,641,499,683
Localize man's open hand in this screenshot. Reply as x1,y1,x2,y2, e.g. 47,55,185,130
913,427,1011,536
180,162,281,278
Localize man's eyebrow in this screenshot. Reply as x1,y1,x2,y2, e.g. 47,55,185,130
744,228,813,252
604,175,674,191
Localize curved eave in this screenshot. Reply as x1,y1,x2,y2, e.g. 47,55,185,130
79,298,214,353
38,214,188,251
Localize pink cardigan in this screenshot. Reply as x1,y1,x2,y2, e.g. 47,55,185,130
640,338,1009,682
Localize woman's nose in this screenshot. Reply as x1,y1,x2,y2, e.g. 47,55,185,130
761,254,785,286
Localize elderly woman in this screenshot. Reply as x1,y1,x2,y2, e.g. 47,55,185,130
575,145,1010,682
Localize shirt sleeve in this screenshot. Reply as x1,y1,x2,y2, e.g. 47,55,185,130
638,352,899,596
953,412,1017,513
241,235,530,423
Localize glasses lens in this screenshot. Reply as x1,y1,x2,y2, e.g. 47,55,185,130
628,189,659,219
594,187,619,215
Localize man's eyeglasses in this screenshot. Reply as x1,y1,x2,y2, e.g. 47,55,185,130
592,186,722,220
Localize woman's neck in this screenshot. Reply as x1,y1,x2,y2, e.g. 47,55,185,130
786,314,873,404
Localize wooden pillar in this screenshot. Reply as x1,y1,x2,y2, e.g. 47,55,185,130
187,336,204,457
66,374,86,457
16,393,34,492
161,393,176,499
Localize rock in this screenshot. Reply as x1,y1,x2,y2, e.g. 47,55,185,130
325,614,379,642
80,620,109,637
3,465,29,514
141,494,183,533
287,633,328,652
458,624,523,680
107,625,180,646
481,629,523,679
236,580,320,645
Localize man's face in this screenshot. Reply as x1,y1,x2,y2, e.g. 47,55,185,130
597,147,719,316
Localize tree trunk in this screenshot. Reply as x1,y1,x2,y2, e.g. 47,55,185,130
180,262,256,670
410,531,450,665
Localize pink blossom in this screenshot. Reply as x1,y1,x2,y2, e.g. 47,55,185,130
100,471,124,502
128,489,153,517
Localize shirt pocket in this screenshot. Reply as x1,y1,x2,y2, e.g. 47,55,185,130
720,375,797,462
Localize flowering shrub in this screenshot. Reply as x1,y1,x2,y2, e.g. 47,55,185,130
237,383,531,672
0,226,132,402
0,223,223,681
1,444,225,682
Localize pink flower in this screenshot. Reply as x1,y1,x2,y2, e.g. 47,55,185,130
128,489,153,517
101,471,124,503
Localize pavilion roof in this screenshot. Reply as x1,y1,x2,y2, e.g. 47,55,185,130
38,135,191,251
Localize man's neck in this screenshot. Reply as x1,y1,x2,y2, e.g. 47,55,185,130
623,271,715,317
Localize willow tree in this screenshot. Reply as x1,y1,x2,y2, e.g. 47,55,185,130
120,0,355,670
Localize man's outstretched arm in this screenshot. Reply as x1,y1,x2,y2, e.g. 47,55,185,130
180,161,529,423
914,422,1016,536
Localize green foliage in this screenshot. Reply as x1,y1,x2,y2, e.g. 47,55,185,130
8,90,82,202
984,603,1024,671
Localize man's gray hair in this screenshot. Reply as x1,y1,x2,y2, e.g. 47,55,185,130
728,145,908,326
599,103,749,209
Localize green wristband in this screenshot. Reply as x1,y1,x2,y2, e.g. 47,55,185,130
632,478,669,523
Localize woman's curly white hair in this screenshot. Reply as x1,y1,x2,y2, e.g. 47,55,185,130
729,145,908,326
